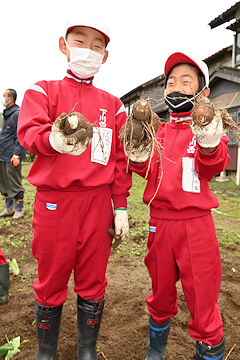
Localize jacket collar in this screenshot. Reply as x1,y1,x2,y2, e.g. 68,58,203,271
170,111,192,123
66,70,93,83
3,104,19,116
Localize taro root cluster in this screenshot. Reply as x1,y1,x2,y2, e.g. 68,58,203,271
192,96,240,140
119,99,161,154
62,111,93,144
119,99,163,208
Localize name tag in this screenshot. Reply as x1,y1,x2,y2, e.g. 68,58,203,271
91,127,112,166
182,157,200,193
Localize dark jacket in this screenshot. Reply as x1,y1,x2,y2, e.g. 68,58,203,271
0,104,26,162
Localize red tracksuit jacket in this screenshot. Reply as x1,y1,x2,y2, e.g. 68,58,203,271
17,70,131,208
129,112,230,219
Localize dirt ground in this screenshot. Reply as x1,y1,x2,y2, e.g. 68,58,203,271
0,213,239,360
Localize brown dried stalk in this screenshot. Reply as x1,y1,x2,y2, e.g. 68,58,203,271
224,343,236,360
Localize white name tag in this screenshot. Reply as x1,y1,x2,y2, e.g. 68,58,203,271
91,127,113,166
182,157,200,193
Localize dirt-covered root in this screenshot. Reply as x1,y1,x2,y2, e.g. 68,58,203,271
119,99,164,207
192,96,215,126
132,99,152,123
221,109,240,139
64,112,88,135
192,96,240,140
54,106,93,146
119,99,161,149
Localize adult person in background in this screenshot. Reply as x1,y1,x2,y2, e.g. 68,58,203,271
0,89,26,219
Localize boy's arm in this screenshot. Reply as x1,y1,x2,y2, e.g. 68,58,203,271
17,84,58,157
110,102,132,209
190,109,230,179
109,102,132,248
195,135,230,180
18,83,92,157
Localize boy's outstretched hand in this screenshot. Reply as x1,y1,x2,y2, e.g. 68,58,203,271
190,111,226,149
49,112,93,155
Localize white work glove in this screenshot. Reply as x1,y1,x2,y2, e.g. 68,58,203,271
190,111,226,148
108,209,129,248
126,142,152,163
49,113,93,155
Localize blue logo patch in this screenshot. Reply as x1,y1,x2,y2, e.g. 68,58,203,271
46,203,57,210
150,226,156,233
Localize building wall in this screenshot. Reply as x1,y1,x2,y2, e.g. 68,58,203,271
209,78,240,99
142,82,165,109
206,50,233,74
122,79,165,116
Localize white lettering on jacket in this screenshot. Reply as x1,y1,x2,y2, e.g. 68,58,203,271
187,136,196,154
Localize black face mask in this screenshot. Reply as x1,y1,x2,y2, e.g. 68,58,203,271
165,87,206,114
165,92,195,113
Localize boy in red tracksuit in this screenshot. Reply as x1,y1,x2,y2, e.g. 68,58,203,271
0,248,9,304
17,17,131,360
127,52,230,360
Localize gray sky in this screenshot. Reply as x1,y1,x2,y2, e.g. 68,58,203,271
0,0,237,111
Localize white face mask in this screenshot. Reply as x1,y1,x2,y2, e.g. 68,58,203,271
65,41,104,79
2,97,10,108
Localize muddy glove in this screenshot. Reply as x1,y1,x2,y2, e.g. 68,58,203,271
190,111,226,148
128,142,152,163
108,209,129,248
49,112,93,155
11,155,20,168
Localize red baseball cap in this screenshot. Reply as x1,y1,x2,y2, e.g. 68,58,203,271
164,52,209,87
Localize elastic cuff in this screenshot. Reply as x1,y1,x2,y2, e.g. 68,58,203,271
112,194,127,209
114,208,127,211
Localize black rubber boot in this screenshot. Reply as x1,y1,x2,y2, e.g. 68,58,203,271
77,295,105,360
35,300,63,360
196,337,225,359
145,316,172,360
0,262,9,304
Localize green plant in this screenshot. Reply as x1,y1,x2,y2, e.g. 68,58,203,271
0,336,21,359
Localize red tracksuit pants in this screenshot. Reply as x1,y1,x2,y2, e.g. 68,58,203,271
145,214,223,346
0,248,6,265
32,185,113,307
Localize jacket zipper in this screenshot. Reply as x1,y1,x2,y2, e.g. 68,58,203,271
78,82,82,112
169,122,180,156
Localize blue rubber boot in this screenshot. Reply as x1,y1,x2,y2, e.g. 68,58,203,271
12,199,24,219
0,262,9,304
0,197,14,217
196,337,225,359
145,316,172,360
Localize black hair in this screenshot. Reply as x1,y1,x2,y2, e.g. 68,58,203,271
165,63,205,93
65,29,108,48
7,89,17,103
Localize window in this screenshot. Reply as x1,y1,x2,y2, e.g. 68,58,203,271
234,31,240,66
